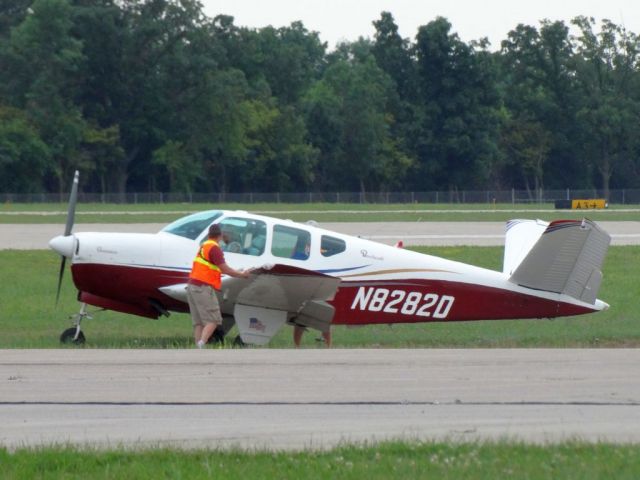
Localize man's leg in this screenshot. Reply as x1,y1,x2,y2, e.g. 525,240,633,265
187,285,204,345
200,322,217,344
193,324,203,344
199,285,222,345
293,325,304,347
322,329,331,347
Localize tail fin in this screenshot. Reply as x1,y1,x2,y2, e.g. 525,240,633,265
503,219,549,275
507,219,611,305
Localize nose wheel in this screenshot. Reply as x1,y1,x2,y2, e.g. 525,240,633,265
60,303,91,345
60,327,86,344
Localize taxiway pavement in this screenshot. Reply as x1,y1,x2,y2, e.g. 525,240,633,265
1,349,639,449
1,221,640,249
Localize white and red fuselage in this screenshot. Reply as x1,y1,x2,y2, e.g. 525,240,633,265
49,210,608,329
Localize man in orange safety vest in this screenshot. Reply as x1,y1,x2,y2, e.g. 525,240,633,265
187,224,249,348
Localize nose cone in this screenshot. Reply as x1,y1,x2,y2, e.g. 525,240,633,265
49,235,76,258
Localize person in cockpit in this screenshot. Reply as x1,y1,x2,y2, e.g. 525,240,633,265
291,236,310,260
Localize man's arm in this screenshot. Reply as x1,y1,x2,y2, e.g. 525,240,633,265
219,262,250,279
209,242,250,278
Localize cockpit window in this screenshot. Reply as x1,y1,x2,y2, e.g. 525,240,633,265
161,211,223,240
321,235,346,257
218,217,267,256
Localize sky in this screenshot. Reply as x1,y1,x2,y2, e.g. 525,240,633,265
201,0,640,50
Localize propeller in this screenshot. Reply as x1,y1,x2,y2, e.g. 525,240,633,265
54,170,79,304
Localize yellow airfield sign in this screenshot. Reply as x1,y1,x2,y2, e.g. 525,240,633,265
571,199,607,209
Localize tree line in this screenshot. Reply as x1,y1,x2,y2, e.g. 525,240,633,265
1,0,639,198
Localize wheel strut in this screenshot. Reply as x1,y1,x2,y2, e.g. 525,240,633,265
71,303,91,339
60,303,92,344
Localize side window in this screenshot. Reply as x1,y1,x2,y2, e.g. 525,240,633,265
272,225,311,260
216,218,267,256
321,235,346,257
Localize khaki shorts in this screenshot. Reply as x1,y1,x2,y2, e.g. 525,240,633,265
186,283,222,327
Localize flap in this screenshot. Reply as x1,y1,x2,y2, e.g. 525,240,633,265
223,264,340,312
291,300,335,333
234,304,288,345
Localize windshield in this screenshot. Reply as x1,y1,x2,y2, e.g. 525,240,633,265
161,210,223,240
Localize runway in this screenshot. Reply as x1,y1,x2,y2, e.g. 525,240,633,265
1,221,640,249
1,349,639,449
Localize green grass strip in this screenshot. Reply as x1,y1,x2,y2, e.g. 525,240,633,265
1,441,639,479
0,246,637,348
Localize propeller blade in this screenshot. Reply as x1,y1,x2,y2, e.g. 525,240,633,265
55,256,66,305
56,170,79,304
64,170,79,237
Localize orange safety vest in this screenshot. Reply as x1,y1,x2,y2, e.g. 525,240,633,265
189,239,222,290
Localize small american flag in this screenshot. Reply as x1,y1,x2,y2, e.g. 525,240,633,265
249,317,266,332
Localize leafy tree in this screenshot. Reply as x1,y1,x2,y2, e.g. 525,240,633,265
72,0,212,194
500,20,582,189
500,114,552,195
253,22,326,105
151,140,200,194
306,43,412,192
572,17,640,197
79,123,125,194
0,0,34,38
240,99,317,192
1,4,640,196
302,80,343,191
0,106,49,192
413,17,501,192
3,0,87,193
372,11,416,102
183,68,251,194
371,11,417,188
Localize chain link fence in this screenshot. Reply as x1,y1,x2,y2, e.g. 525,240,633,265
2,189,639,204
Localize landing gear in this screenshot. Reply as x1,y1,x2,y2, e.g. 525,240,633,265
208,328,226,345
60,327,86,344
206,314,236,345
60,303,91,345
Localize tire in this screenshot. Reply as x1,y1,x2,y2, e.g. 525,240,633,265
60,327,86,345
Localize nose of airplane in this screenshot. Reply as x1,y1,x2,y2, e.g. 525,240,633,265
49,235,77,258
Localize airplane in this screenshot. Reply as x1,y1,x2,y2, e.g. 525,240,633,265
49,171,611,346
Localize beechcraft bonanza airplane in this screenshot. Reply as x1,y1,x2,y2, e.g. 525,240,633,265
49,172,611,345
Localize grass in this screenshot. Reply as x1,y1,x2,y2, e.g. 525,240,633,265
1,441,640,479
0,245,637,348
1,202,639,223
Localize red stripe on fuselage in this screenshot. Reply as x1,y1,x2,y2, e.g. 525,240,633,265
71,263,190,314
330,279,595,325
71,263,595,325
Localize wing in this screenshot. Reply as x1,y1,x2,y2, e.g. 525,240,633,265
223,264,341,345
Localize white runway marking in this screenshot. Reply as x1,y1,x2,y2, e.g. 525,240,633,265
1,349,639,450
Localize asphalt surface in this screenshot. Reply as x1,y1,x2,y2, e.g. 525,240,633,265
1,221,640,249
1,349,639,450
